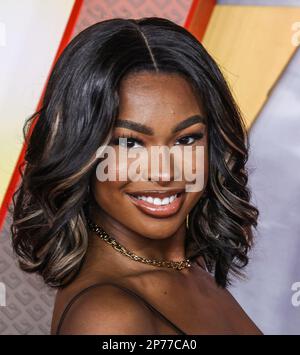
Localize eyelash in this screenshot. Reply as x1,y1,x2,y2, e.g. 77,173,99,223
109,132,204,148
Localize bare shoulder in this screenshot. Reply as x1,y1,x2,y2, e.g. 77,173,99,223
222,288,263,335
56,283,158,335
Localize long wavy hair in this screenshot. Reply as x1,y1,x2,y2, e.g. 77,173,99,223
11,17,259,289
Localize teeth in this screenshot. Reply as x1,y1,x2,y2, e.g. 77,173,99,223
136,194,178,205
161,197,170,205
153,198,161,205
146,196,154,204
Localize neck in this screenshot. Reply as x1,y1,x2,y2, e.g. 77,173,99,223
85,205,190,274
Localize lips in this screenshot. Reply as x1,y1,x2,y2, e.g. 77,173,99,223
125,189,186,218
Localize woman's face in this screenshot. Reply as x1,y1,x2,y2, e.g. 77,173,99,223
91,72,208,239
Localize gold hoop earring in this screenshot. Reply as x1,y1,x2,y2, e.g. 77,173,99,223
186,213,189,228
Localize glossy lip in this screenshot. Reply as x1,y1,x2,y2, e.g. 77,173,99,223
125,189,186,218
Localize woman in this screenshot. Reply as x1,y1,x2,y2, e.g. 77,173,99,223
11,17,262,335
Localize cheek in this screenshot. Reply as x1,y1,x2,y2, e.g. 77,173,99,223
90,151,141,221
183,143,208,190
91,149,127,200
91,172,125,213
184,189,205,214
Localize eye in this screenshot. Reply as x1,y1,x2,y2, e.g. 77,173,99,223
110,134,144,149
175,133,204,145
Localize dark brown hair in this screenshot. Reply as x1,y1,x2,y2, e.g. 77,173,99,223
11,17,259,288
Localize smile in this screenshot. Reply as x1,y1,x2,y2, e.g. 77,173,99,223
125,189,185,218
136,194,177,205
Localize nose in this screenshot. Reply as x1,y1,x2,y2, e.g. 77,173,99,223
145,146,175,183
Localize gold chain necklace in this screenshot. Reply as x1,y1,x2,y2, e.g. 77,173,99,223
86,218,192,271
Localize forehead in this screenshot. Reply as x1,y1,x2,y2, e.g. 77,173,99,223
117,72,203,124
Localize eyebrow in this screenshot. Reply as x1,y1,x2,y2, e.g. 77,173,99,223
114,114,206,136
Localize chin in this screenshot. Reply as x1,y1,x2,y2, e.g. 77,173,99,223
134,220,183,240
